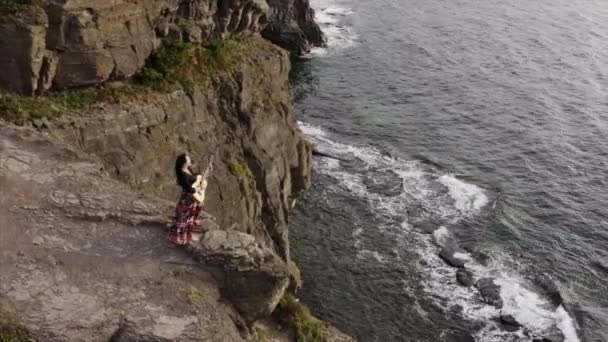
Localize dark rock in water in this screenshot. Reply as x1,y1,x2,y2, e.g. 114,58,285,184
463,245,491,266
439,247,468,268
532,332,565,342
534,275,564,307
456,269,474,287
475,278,503,308
541,326,566,342
415,221,438,234
363,170,404,197
442,331,475,342
500,314,520,327
263,0,326,55
494,314,521,332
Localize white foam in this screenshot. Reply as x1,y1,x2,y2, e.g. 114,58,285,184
299,121,327,137
308,0,358,55
358,249,387,263
557,305,581,342
453,252,472,260
438,174,489,212
432,226,451,247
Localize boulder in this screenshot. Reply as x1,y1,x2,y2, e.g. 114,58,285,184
534,275,564,307
442,331,476,342
439,246,469,268
475,278,503,309
193,230,290,323
456,269,474,287
415,221,439,234
497,314,521,332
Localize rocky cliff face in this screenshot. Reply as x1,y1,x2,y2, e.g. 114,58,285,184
262,0,325,54
0,124,293,339
46,37,311,266
0,0,270,95
0,1,352,341
0,0,323,96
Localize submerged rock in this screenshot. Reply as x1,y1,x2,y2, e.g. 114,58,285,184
475,278,503,309
439,246,469,268
496,314,521,332
534,275,564,307
415,221,439,234
456,269,474,287
442,331,475,342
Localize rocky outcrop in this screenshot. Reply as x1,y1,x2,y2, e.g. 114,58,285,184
0,125,250,340
263,0,325,54
194,230,289,323
0,0,270,94
475,278,503,309
46,37,311,267
0,2,343,339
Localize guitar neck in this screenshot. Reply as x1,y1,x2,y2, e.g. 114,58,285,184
201,158,214,180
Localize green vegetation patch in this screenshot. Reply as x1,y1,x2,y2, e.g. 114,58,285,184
229,159,254,181
0,84,146,123
137,38,242,92
0,311,35,342
0,38,245,124
273,295,328,342
253,326,270,342
176,286,205,306
0,0,31,14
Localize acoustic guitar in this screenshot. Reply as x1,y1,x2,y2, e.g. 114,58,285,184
192,155,214,203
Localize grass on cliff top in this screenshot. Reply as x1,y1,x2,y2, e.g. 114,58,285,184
0,0,29,13
273,295,328,342
0,38,244,124
0,0,40,16
0,311,35,342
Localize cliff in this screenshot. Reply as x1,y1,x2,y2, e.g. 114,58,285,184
0,0,348,341
0,0,323,96
262,0,325,55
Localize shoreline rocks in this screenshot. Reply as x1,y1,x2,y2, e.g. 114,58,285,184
456,269,474,287
475,278,503,309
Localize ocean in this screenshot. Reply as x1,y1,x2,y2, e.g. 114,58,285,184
289,0,608,341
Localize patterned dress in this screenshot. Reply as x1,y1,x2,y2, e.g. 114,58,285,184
168,191,203,245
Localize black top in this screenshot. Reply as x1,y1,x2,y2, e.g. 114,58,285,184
176,168,199,193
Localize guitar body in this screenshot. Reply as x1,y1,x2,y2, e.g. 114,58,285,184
191,154,214,203
192,175,207,203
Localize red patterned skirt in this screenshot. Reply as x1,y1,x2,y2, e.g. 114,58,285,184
168,192,202,245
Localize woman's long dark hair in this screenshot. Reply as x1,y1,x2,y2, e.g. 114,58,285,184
175,154,190,190
175,154,188,178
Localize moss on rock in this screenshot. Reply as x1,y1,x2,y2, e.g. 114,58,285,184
273,295,328,342
229,159,255,181
0,38,245,124
0,311,35,342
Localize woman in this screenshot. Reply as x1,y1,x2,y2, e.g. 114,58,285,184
168,153,209,245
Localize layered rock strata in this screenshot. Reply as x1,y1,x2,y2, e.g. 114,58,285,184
0,0,270,94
